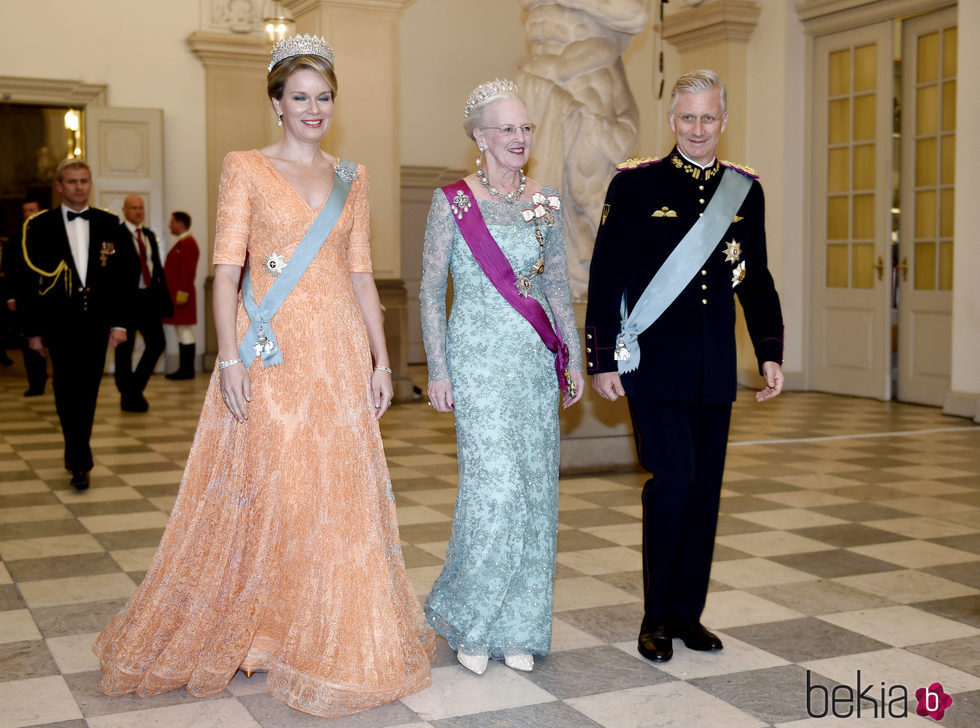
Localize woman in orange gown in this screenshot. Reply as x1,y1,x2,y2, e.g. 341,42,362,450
93,35,435,718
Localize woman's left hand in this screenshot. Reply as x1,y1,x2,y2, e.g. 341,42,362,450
373,368,394,419
562,368,585,409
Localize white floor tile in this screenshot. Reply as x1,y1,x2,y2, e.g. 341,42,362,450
566,680,768,728
46,631,100,673
0,675,83,727
399,663,554,720
0,610,41,643
86,697,262,728
819,605,979,647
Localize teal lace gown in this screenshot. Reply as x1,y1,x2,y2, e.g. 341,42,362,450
419,185,581,658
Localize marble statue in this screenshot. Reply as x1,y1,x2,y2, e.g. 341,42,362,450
517,0,650,298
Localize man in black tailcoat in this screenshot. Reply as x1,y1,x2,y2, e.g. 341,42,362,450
20,159,131,490
113,194,172,412
585,70,785,663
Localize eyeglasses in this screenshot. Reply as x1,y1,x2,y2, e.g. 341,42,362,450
481,124,536,137
672,114,722,126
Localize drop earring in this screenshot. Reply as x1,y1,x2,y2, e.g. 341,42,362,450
277,114,283,128
476,147,486,168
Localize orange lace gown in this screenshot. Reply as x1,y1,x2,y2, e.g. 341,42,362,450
93,150,436,717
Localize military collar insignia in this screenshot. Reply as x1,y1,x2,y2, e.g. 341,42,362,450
670,153,721,181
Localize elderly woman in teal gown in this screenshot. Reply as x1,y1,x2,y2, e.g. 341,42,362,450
419,79,584,675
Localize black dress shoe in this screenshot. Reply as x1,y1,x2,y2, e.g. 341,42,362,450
71,470,90,491
121,393,149,412
668,621,723,651
637,618,673,662
23,388,45,397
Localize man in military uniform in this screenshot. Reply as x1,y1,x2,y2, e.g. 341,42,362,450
585,70,784,663
20,159,132,490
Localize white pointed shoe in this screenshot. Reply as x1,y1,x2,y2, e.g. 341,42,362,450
504,652,534,672
457,650,489,675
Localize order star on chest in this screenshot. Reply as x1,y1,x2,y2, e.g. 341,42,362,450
722,239,742,263
264,251,288,276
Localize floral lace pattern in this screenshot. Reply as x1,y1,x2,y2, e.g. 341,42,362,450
94,150,435,718
419,187,581,658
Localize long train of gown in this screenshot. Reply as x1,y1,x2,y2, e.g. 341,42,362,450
93,151,435,717
419,187,581,657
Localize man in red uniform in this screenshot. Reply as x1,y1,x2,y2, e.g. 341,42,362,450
163,211,199,379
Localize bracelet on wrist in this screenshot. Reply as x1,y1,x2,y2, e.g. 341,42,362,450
217,358,242,370
374,365,392,374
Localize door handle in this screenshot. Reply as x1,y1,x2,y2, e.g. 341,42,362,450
873,256,885,281
895,256,909,282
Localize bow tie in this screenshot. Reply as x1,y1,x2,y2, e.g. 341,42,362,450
66,209,91,221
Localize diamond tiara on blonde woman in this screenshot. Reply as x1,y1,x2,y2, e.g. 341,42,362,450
268,34,335,71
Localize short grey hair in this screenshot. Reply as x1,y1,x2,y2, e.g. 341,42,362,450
463,93,526,141
669,69,727,115
55,158,91,182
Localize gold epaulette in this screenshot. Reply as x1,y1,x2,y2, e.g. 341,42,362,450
615,155,662,171
720,160,759,179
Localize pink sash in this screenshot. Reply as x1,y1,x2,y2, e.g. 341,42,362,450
442,179,572,394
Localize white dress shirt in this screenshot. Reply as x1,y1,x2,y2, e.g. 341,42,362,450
62,205,90,287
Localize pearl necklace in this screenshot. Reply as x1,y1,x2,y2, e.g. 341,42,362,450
476,168,526,203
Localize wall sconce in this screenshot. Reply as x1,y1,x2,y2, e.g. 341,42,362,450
64,109,82,158
263,1,295,42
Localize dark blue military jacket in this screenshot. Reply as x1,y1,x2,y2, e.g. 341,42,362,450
20,207,133,338
585,148,783,404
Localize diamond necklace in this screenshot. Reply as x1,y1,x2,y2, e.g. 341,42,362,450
476,168,526,203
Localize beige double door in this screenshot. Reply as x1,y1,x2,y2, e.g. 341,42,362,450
808,7,957,405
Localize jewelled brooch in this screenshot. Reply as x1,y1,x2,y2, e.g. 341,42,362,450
334,164,359,184
264,251,288,277
451,190,471,220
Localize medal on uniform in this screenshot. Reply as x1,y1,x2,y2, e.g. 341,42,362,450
723,240,742,263
731,260,746,288
614,336,631,361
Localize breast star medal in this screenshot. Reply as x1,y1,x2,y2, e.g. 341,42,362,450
723,240,742,263
731,260,746,288
264,251,287,277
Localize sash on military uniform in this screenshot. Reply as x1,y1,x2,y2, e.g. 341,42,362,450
440,179,574,395
238,161,355,367
616,167,752,374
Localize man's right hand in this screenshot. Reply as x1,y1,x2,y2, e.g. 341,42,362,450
27,336,44,353
592,371,626,401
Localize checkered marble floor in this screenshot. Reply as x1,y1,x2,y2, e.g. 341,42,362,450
0,365,978,728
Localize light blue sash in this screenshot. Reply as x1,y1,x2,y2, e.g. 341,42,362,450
616,168,752,374
238,161,355,367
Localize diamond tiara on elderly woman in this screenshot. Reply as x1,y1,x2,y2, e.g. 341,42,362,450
463,79,519,118
268,34,336,72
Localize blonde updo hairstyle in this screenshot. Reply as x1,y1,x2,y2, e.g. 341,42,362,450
267,54,338,101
